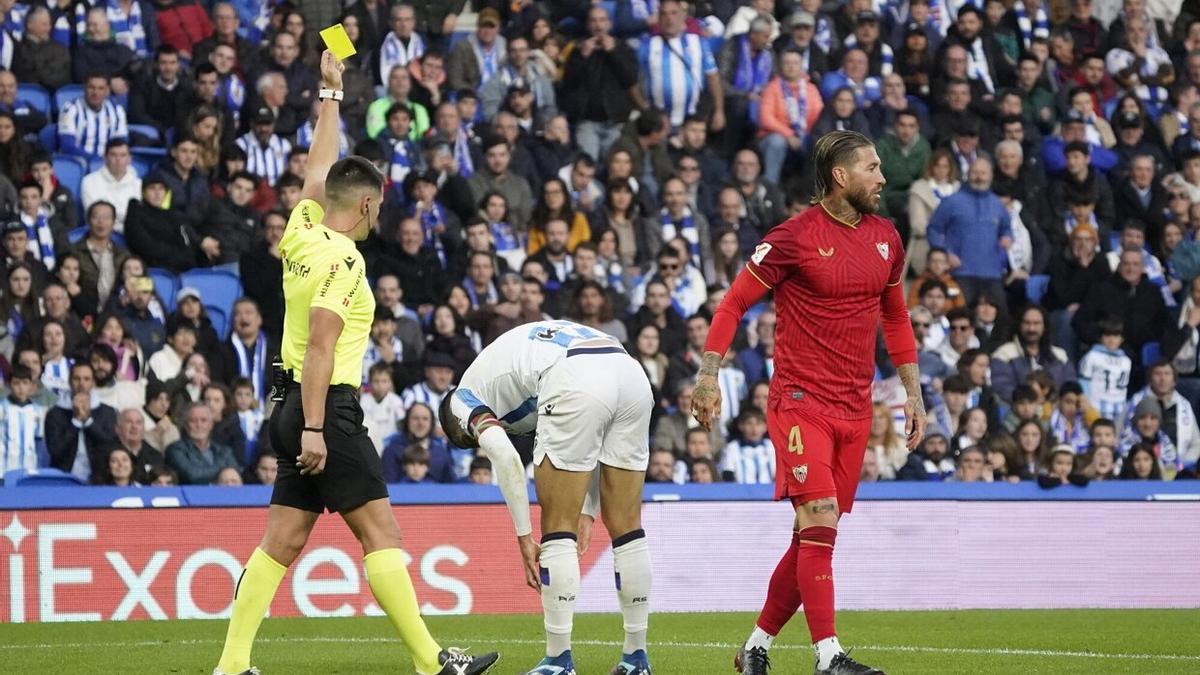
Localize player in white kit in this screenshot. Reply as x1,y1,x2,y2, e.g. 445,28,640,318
439,320,655,675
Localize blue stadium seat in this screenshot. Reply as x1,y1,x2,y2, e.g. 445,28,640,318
37,124,57,151
16,83,50,117
1025,274,1050,305
52,154,87,201
53,83,84,115
1142,341,1161,366
599,0,616,18
4,468,88,488
179,268,243,317
131,146,167,160
88,156,105,173
148,267,179,312
131,155,153,178
206,305,228,339
127,123,160,145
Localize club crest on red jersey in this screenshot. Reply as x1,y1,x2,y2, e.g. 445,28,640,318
793,464,808,484
876,242,890,261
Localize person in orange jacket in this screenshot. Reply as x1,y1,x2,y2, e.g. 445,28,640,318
756,49,823,184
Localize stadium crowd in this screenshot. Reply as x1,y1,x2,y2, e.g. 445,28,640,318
0,0,1197,489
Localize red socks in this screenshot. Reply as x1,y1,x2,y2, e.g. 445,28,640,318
755,532,802,636
795,526,838,643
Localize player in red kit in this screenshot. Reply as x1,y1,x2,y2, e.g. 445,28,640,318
691,131,925,675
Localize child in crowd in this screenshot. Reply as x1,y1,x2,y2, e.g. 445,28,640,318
40,320,72,406
1002,384,1044,433
1090,418,1119,449
1048,381,1095,453
1027,370,1058,421
954,407,989,451
232,378,263,462
363,308,404,388
930,374,972,436
674,427,716,484
1121,397,1181,479
467,456,493,485
689,458,718,483
0,365,45,472
1078,318,1132,423
16,179,58,269
720,407,774,484
361,363,405,455
1040,444,1080,486
399,445,434,484
148,320,197,383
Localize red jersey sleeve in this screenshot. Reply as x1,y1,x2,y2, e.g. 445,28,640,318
745,220,803,289
880,227,917,367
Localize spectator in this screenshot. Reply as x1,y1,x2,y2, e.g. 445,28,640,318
124,178,198,277
720,407,774,484
239,210,284,337
58,73,128,159
1081,443,1116,481
1121,360,1200,475
9,194,55,281
142,378,179,450
367,65,430,141
870,401,907,480
908,248,965,310
907,149,961,274
380,401,455,483
400,351,454,419
11,5,70,91
994,305,1077,403
639,0,724,130
1106,15,1174,111
89,342,143,411
896,431,956,480
819,48,882,109
192,2,254,68
164,402,238,485
718,15,775,156
1115,154,1170,241
468,135,533,231
646,447,675,483
147,319,194,384
362,361,404,454
372,3,424,87
561,5,639,163
445,7,505,92
100,447,140,486
129,45,190,138
776,11,830,78
149,135,209,225
1075,249,1167,366
954,445,990,482
1044,110,1119,175
81,139,141,232
927,156,1013,309
26,153,78,232
200,382,246,466
18,283,87,357
114,407,164,483
757,49,823,185
910,306,951,388
1118,441,1163,479
71,8,136,83
480,35,555,123
0,364,45,473
730,148,787,236
70,201,129,310
46,362,118,482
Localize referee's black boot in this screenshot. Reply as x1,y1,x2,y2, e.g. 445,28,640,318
815,651,884,675
435,647,499,674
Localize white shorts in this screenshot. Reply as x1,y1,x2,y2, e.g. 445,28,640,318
533,351,653,472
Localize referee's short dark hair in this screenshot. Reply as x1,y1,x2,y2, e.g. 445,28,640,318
326,156,386,208
809,130,875,203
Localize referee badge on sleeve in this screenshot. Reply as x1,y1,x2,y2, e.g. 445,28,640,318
751,242,772,265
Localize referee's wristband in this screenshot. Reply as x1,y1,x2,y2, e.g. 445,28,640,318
303,426,324,434
317,88,343,102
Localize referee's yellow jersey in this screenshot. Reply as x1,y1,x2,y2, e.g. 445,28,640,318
279,199,375,387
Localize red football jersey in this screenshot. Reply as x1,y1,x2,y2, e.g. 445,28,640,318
746,206,904,420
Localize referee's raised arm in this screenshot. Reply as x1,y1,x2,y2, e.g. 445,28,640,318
299,50,346,207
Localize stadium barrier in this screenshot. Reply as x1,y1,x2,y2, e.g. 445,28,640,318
1,483,1198,623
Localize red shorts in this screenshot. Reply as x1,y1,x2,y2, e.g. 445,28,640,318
768,394,872,514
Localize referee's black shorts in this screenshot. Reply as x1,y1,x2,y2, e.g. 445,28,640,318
269,384,389,514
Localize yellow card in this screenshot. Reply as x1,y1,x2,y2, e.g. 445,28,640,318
319,23,356,60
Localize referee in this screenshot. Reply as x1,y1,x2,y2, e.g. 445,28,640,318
213,51,498,675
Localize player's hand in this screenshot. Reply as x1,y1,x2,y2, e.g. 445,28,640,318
691,375,722,431
319,49,345,90
298,429,328,476
577,514,595,556
518,533,540,591
903,396,926,450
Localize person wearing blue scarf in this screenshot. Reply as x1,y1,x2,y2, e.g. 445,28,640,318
656,177,712,276
717,17,775,156
408,170,460,272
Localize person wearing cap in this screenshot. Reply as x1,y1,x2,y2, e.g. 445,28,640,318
235,106,293,187
0,215,50,290
843,10,893,77
1042,108,1119,176
774,10,830,78
480,34,556,122
1121,398,1178,477
927,155,1013,310
895,431,956,481
124,176,202,274
639,0,725,131
1113,112,1168,177
80,139,142,233
213,51,499,675
366,64,431,140
446,7,507,92
148,134,212,225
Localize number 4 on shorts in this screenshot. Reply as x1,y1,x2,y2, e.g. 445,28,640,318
788,425,803,454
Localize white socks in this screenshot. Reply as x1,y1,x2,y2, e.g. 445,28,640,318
540,534,579,658
746,626,775,651
814,636,844,670
612,529,651,654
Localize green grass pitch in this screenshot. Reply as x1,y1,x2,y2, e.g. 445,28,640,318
2,609,1198,674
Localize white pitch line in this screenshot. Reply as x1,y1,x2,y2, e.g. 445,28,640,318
1,635,1198,663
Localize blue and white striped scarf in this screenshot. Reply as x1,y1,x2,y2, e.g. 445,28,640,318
454,128,474,178
660,207,699,269
1049,408,1090,453
297,117,350,156
388,137,418,185
0,28,11,70
472,35,500,84
5,3,28,39
629,0,659,20
1176,110,1189,137
965,36,995,93
843,35,894,76
491,221,520,253
414,201,448,268
780,78,809,139
231,332,267,405
813,15,834,54
1013,1,1049,50
75,0,149,57
238,408,263,461
733,35,773,94
379,31,425,83
19,209,56,269
462,277,498,308
218,74,245,127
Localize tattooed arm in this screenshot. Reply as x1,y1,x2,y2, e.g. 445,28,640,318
897,362,927,450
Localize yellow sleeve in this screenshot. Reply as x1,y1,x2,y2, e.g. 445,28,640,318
309,251,368,321
287,199,325,231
